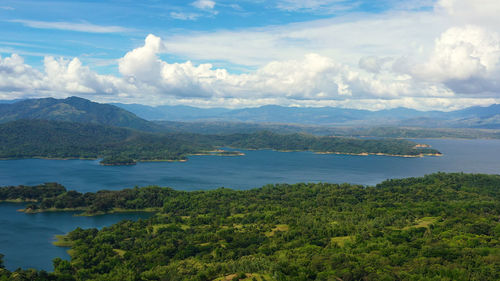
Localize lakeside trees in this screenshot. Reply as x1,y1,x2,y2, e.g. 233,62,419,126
0,173,499,280
0,120,441,165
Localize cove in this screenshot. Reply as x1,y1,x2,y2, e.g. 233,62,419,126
0,203,152,271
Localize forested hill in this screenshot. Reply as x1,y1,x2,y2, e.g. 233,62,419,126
0,97,162,132
0,120,440,164
0,120,209,162
1,173,499,280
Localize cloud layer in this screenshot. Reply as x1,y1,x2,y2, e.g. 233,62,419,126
1,0,500,110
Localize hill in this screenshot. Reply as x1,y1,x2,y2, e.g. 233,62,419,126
0,97,162,132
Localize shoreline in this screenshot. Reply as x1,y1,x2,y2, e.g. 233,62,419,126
314,151,443,158
0,147,440,164
223,146,441,158
18,207,160,216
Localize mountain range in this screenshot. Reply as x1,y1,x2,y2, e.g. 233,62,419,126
113,102,500,129
0,97,499,130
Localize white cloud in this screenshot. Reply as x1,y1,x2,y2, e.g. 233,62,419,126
191,0,215,10
276,0,358,13
0,54,43,93
359,56,392,73
160,10,446,68
2,0,500,110
415,25,500,82
0,36,461,108
119,34,164,83
170,12,200,21
9,20,133,33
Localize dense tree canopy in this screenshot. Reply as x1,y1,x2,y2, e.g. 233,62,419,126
0,120,440,165
1,173,499,280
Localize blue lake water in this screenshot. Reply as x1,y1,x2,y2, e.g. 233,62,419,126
0,203,152,271
1,138,500,271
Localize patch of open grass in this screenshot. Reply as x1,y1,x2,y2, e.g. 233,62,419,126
113,249,126,257
403,217,439,230
213,273,274,281
265,224,289,237
331,236,353,247
52,234,73,247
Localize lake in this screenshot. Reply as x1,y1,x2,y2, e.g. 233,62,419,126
1,138,500,270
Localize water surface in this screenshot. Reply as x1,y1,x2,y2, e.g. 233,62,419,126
1,139,499,191
0,203,152,271
1,138,500,270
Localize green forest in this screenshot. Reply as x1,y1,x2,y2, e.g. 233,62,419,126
1,173,499,280
0,120,440,165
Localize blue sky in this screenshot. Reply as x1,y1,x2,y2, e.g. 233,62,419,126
0,0,499,110
0,0,431,70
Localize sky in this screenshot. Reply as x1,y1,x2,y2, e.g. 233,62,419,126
0,0,500,110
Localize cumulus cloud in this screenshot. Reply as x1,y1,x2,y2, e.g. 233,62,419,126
0,54,43,93
0,35,460,107
2,0,500,110
410,25,500,95
415,25,500,81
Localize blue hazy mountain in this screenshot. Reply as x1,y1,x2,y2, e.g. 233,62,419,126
1,97,499,129
114,102,500,128
112,103,231,121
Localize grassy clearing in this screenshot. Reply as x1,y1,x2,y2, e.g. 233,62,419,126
213,273,274,281
152,223,190,234
52,234,73,247
113,249,126,257
331,236,353,247
265,224,289,237
402,217,439,230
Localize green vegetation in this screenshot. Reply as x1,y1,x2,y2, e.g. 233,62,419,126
0,96,162,132
1,173,500,280
158,121,500,139
52,235,73,247
220,131,440,156
0,120,440,166
0,183,66,203
0,120,207,164
100,155,136,166
346,126,500,139
0,183,173,215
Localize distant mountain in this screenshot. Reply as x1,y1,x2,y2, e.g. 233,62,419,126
3,97,499,129
112,103,231,121
114,103,432,124
0,97,162,132
115,102,500,128
0,99,24,104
